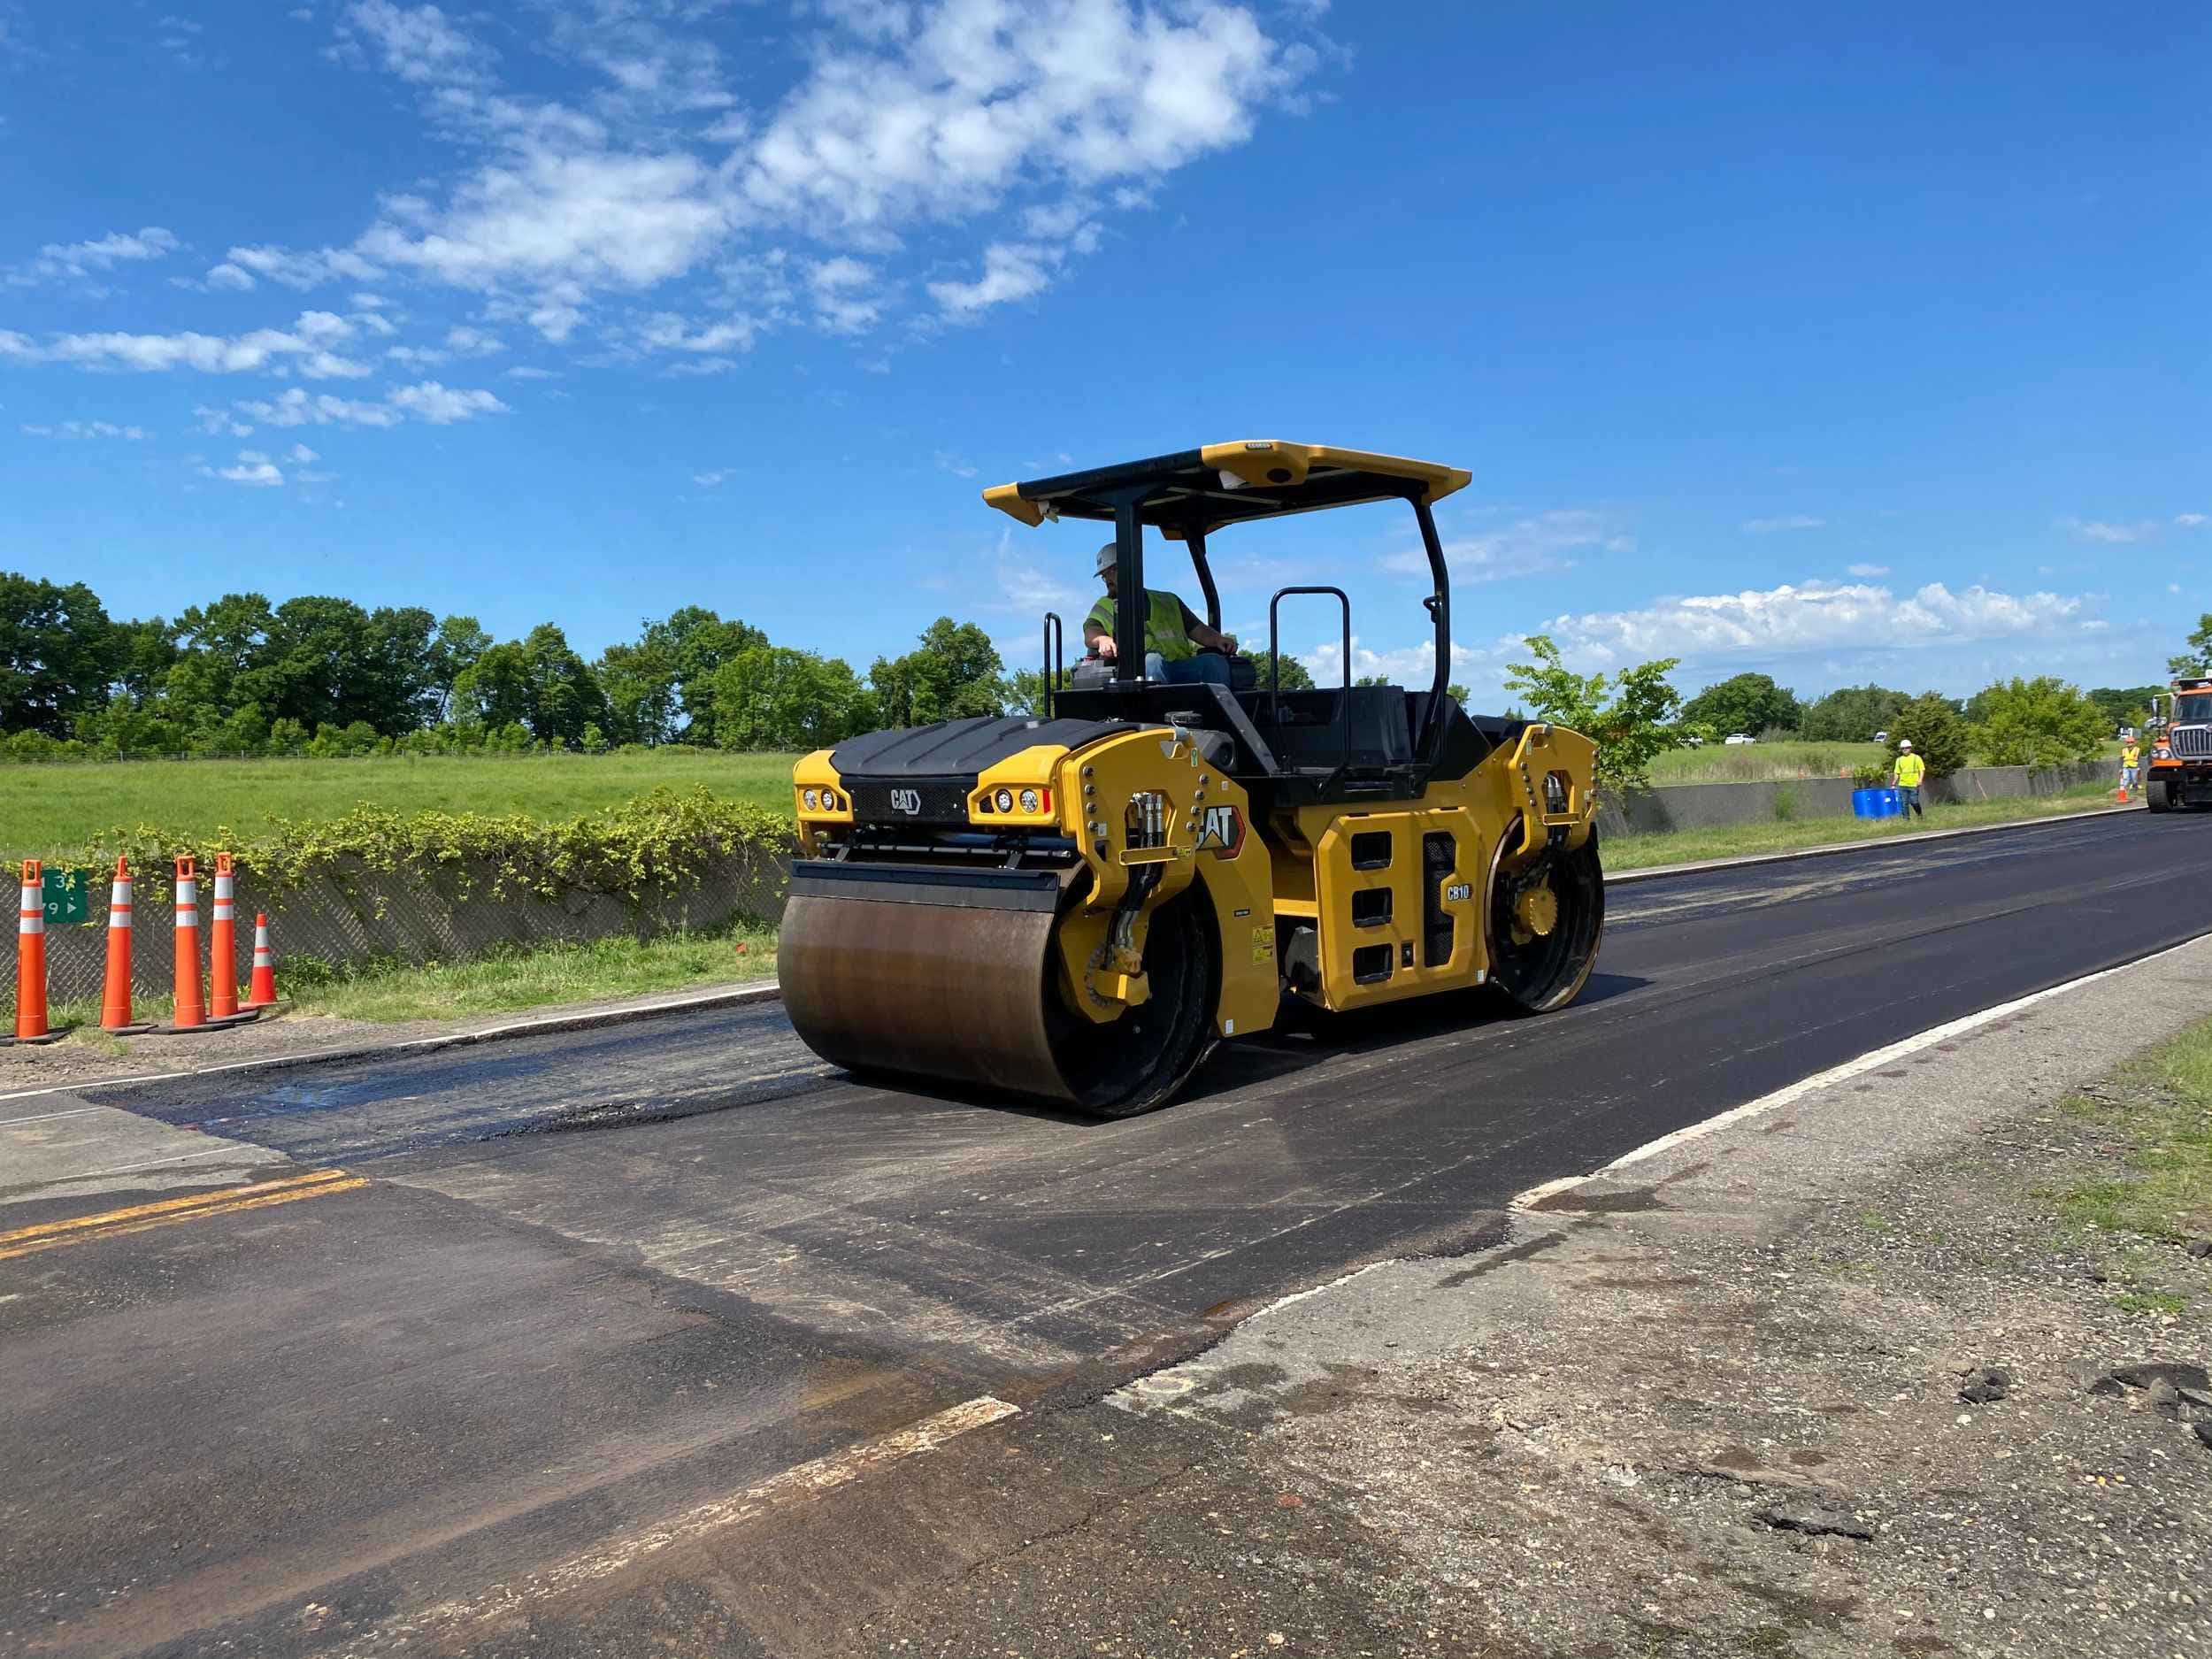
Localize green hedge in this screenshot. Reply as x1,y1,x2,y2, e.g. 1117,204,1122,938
57,786,795,904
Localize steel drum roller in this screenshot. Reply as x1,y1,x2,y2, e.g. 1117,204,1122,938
779,887,1078,1103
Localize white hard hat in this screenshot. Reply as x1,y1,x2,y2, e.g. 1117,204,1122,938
1898,739,1913,750
1095,541,1117,575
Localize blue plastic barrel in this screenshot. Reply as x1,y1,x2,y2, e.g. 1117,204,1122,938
1851,787,1879,818
1875,787,1902,817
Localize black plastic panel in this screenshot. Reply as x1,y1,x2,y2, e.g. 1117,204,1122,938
1352,942,1394,984
1351,830,1394,870
1351,887,1393,928
1422,830,1456,967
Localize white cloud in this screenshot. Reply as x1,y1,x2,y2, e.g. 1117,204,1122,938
2061,516,2157,544
13,227,182,286
217,381,501,428
692,468,732,488
928,242,1060,316
337,0,495,86
204,449,286,487
1502,580,2095,674
503,365,557,379
0,311,370,377
286,442,319,463
442,324,503,355
635,310,760,356
1742,514,1824,535
385,379,509,422
1384,507,1633,585
204,262,258,292
19,419,150,440
2177,513,2208,529
1846,562,1890,577
808,256,884,333
230,0,1319,340
220,243,381,289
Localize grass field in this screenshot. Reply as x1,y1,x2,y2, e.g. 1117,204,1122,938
1647,741,1890,783
1603,781,2124,870
1,751,802,856
1647,738,2124,785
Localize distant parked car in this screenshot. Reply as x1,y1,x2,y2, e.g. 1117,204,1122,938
1872,730,1890,742
1724,733,1755,745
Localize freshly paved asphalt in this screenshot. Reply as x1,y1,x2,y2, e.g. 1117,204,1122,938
4,809,2210,1656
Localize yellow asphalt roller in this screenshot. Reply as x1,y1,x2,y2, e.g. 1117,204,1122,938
782,442,1604,1116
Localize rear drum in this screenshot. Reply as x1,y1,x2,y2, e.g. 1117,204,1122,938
1487,822,1605,1012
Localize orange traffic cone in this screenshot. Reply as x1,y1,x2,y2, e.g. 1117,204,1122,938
244,912,279,1009
209,853,240,1018
15,860,47,1041
171,856,206,1030
101,857,136,1031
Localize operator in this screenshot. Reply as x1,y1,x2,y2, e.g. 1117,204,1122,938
1084,540,1240,687
2121,733,2142,797
1893,738,1927,820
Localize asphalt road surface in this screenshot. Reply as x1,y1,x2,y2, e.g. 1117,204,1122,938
5,809,2209,1657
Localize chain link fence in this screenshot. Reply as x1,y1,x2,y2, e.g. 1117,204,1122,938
36,849,790,1008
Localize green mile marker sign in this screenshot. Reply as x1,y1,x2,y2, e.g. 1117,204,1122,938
42,868,92,926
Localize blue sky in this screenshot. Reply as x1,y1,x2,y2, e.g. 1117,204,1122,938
1,0,2204,703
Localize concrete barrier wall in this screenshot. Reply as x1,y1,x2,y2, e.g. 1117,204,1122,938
1598,759,2113,839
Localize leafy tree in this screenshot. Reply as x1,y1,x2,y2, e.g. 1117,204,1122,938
426,615,492,721
518,623,607,749
651,606,768,741
449,641,530,733
869,618,1005,727
595,635,680,746
1968,676,2106,767
1354,673,1391,687
1007,668,1048,717
2085,685,2163,735
1237,649,1314,691
1447,682,1472,706
0,572,118,736
1682,672,1801,739
2169,613,2212,679
1801,683,1910,742
1889,691,1970,777
1502,634,1688,794
710,646,869,750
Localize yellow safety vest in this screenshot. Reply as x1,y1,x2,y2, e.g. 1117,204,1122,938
1086,589,1197,663
1894,753,1926,787
2123,744,2140,767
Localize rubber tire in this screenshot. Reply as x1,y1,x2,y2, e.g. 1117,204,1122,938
1047,892,1219,1118
1487,824,1606,1014
2147,778,2172,813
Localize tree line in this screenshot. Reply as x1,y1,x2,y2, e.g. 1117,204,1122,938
0,572,1022,761
1501,630,2201,793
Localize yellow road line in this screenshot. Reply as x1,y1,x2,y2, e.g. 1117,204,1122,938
0,1171,365,1262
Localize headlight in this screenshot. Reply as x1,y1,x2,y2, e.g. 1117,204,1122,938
803,787,820,810
823,790,840,811
995,787,1015,812
1018,787,1041,813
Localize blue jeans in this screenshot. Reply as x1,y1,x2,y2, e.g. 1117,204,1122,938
1149,651,1231,687
1897,785,1922,818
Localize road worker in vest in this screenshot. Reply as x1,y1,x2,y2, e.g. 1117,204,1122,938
1893,738,1927,819
1084,540,1240,687
2120,733,2142,797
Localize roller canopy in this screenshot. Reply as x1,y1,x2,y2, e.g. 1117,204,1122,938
982,441,1471,539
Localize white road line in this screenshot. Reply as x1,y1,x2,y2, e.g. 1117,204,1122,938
334,1394,1018,1652
0,1105,103,1126
1509,931,2210,1210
